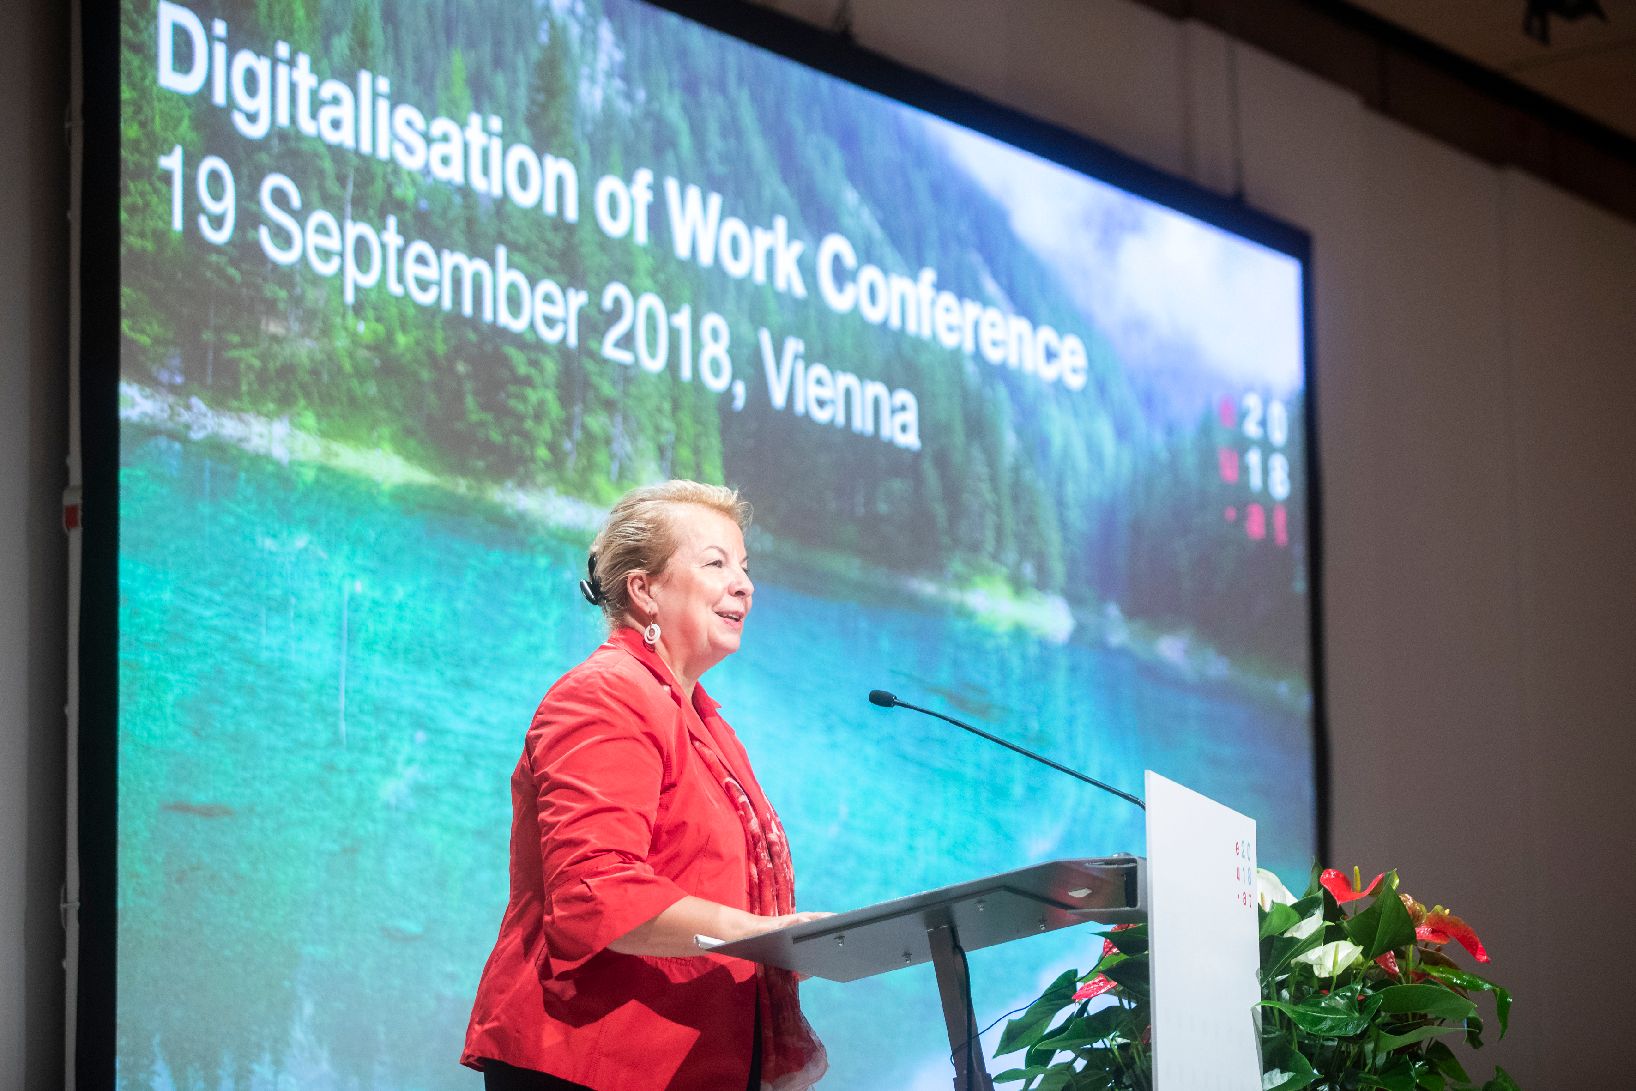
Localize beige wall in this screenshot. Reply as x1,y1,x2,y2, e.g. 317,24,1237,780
6,0,1633,1085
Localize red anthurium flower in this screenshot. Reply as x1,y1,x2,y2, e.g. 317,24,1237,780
1417,909,1490,963
1320,868,1384,904
1073,974,1117,1002
1375,951,1400,977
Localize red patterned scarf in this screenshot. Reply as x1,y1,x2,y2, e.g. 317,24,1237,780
686,731,828,1091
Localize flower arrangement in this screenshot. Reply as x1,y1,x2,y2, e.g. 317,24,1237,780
994,866,1517,1091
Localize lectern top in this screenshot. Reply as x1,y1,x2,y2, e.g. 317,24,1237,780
710,856,1145,983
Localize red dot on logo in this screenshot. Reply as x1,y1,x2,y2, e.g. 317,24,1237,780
1224,506,1238,522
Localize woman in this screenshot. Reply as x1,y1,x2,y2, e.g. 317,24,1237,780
462,480,828,1091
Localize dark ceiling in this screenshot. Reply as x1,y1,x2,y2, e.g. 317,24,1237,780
1352,0,1636,140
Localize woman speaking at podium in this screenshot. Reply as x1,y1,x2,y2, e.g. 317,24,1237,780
463,481,828,1091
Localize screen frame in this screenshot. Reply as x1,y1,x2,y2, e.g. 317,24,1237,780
78,0,122,1083
75,0,1330,1082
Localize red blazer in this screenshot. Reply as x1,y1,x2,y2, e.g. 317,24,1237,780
462,628,771,1091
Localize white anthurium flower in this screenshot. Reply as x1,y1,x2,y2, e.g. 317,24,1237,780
1256,867,1297,910
1293,939,1364,977
1283,911,1323,941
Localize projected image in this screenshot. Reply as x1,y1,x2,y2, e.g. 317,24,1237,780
118,0,1314,1087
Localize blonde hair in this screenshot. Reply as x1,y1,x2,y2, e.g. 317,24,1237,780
587,480,751,628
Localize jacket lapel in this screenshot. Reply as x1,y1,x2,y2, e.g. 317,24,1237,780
607,628,753,785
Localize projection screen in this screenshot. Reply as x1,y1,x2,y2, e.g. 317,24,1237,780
103,0,1322,1086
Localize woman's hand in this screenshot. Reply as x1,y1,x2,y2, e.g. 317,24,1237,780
734,910,834,940
724,910,834,981
607,899,834,958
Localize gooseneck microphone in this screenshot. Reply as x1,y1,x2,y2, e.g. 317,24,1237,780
867,689,1146,810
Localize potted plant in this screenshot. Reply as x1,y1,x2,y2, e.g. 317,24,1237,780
994,867,1518,1091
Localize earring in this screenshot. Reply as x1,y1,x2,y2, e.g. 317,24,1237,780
643,621,661,647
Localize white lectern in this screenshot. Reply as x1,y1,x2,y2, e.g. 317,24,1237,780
713,773,1262,1091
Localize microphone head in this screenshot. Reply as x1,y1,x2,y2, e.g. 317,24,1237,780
867,689,898,708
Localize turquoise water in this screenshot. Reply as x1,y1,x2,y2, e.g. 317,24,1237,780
117,430,1315,1090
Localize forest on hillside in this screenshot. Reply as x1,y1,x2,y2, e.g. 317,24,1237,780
120,0,1311,673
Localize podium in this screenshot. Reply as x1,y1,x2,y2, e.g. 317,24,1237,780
713,772,1263,1091
713,856,1144,1090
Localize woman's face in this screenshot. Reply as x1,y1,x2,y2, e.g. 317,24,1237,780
643,504,753,688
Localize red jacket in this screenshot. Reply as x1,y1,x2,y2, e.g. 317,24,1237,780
462,627,769,1090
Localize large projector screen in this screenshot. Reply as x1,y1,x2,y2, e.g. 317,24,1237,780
108,0,1319,1087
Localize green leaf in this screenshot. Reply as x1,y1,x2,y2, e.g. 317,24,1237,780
1303,860,1325,897
1421,965,1512,1038
1374,1023,1463,1052
1035,1070,1074,1091
1104,957,1151,1003
1100,926,1149,955
1262,927,1329,983
1023,1040,1054,1070
1417,966,1493,992
1261,1048,1318,1090
1290,893,1327,921
1261,903,1301,938
994,1064,1058,1085
1036,1014,1105,1053
1414,1067,1447,1091
1464,1014,1486,1050
1363,1057,1418,1091
1259,997,1372,1037
1343,873,1415,959
1076,1003,1137,1044
1258,980,1383,1038
996,969,1078,1056
1071,1048,1125,1082
1424,1042,1470,1084
1374,983,1478,1022
1479,1066,1521,1091
1088,950,1131,979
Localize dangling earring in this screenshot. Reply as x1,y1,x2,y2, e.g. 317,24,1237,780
643,621,661,647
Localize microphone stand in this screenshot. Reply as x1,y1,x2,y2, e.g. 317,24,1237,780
866,689,1144,1091
868,689,1145,810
